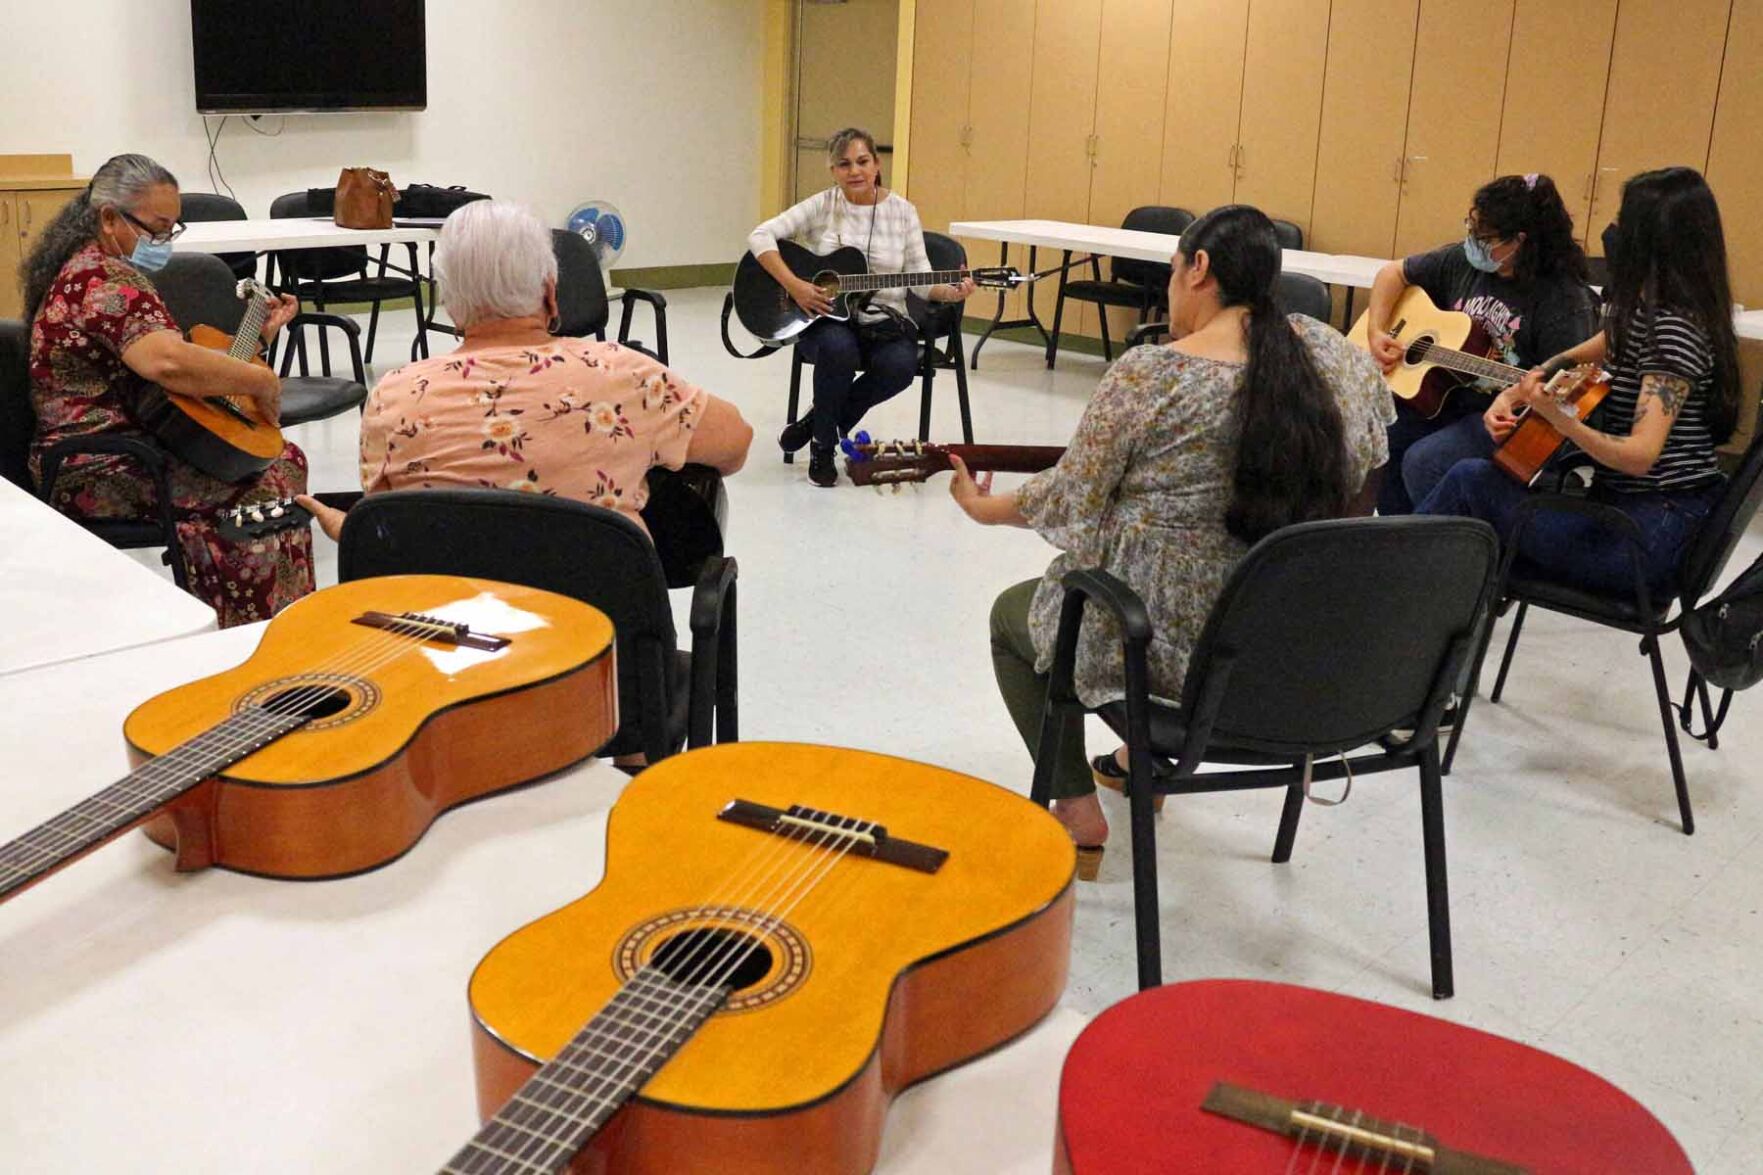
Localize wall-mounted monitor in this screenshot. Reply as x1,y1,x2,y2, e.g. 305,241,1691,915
192,1,427,114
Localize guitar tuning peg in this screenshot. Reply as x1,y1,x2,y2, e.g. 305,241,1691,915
268,504,285,518
247,508,265,523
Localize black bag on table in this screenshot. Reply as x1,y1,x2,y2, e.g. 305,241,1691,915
396,184,491,219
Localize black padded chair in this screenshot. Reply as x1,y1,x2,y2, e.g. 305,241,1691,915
1032,517,1498,997
781,230,977,464
268,189,426,367
336,488,737,764
1271,219,1305,250
550,229,671,364
1444,437,1763,835
1046,206,1194,368
151,253,367,428
179,193,256,282
1123,272,1338,352
0,318,189,588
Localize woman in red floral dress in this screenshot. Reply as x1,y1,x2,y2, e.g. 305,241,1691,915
21,154,313,627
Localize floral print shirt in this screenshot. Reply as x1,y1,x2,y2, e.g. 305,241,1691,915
1017,315,1395,708
360,338,708,530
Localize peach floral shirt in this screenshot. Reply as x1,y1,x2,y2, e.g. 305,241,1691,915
360,338,707,530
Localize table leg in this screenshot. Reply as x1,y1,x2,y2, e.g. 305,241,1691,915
1342,285,1356,329
969,243,1054,370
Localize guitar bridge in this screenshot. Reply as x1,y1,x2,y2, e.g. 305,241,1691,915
205,397,260,427
717,799,947,873
351,610,510,651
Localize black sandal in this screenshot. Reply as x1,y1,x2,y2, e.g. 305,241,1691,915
1089,754,1166,813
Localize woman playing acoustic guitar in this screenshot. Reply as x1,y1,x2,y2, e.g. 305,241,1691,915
23,153,311,628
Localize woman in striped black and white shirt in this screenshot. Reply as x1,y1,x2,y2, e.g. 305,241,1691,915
1419,167,1742,596
747,127,974,487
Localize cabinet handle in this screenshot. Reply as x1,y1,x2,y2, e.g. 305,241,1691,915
1234,144,1244,175
21,202,31,233
1392,157,1403,183
1590,167,1619,218
0,201,9,229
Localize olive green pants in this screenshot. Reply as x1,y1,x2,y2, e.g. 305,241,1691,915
990,579,1094,800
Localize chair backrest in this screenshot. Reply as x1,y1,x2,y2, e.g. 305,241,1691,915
336,488,677,705
1179,517,1497,754
179,192,257,280
1276,272,1332,324
1114,206,1193,289
0,318,36,490
913,230,969,335
552,228,610,337
151,252,248,334
1270,219,1304,250
270,190,366,281
1678,435,1763,604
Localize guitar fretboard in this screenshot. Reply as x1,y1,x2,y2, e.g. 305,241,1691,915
0,707,309,902
835,268,968,293
441,966,732,1174
1410,338,1527,385
228,294,271,362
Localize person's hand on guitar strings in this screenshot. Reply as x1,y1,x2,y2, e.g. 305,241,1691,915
935,269,977,303
947,453,992,517
788,276,834,318
1483,382,1526,441
1515,367,1576,429
1365,327,1403,374
259,293,300,344
294,494,347,542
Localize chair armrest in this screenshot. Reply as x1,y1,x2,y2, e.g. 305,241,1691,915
617,288,670,365
1126,321,1170,349
282,313,366,383
688,555,739,748
38,434,170,506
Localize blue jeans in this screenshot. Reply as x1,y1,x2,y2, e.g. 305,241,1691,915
1416,458,1721,597
1403,411,1495,512
796,319,920,448
1380,394,1493,515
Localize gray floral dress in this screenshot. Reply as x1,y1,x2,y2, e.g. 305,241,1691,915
1016,315,1394,708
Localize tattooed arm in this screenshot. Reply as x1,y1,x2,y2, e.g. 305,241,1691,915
1522,370,1690,477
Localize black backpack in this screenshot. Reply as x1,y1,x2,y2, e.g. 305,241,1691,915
396,184,491,218
1683,551,1763,692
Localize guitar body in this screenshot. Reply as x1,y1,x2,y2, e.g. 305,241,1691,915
1348,286,1499,418
121,574,617,881
1492,373,1611,486
466,742,1076,1173
732,240,872,344
1055,980,1691,1174
133,321,286,482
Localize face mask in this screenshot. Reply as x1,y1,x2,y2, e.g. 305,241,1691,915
1463,233,1504,273
128,236,173,272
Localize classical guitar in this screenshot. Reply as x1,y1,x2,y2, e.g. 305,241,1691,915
1348,286,1525,419
1054,979,1692,1175
134,277,288,483
0,575,616,905
444,741,1075,1174
841,437,1065,488
1490,364,1611,486
732,239,1027,344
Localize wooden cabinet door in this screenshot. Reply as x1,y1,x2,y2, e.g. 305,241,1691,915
1157,0,1249,218
1232,0,1333,238
1494,0,1619,237
907,0,974,236
963,0,1037,320
1392,0,1516,258
1023,0,1104,328
18,189,79,260
0,196,22,321
1709,0,1763,307
1586,0,1732,252
1308,0,1419,258
1090,0,1174,339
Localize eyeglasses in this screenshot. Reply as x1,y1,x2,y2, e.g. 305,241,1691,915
119,208,187,245
1462,217,1507,249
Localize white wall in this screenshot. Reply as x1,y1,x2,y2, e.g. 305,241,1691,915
0,0,763,271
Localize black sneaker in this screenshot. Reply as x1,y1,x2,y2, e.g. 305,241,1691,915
778,412,815,455
808,443,839,487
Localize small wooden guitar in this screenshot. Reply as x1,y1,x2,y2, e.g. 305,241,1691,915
445,741,1075,1174
134,277,287,483
732,239,1026,344
841,438,1065,488
1491,364,1611,486
0,575,616,905
1054,979,1692,1174
1348,286,1524,418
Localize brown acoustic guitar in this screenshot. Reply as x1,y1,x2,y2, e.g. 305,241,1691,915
1348,286,1525,419
1490,364,1612,486
842,439,1065,488
133,276,289,483
445,741,1075,1174
0,575,616,905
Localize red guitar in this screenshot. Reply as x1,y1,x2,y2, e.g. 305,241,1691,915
842,439,1063,488
1055,980,1691,1174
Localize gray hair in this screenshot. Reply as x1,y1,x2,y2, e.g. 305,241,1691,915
435,200,558,329
21,153,177,315
827,127,878,165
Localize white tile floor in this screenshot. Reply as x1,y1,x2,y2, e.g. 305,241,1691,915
136,288,1763,1169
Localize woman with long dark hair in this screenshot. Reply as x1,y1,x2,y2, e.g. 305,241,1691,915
1364,174,1599,513
21,153,313,627
953,206,1394,868
1419,167,1741,596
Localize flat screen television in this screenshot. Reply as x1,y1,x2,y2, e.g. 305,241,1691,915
191,1,426,113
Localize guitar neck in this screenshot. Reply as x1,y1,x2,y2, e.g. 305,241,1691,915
835,268,968,294
938,444,1065,475
228,296,271,362
441,967,731,1174
1417,340,1527,385
0,708,307,903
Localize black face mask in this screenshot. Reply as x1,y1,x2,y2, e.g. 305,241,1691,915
1601,222,1621,272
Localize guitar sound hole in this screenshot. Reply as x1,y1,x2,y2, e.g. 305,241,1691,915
650,927,774,993
1403,334,1435,365
261,686,353,720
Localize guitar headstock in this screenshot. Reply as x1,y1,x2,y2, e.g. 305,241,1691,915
971,267,1028,289
235,278,276,306
215,497,312,543
840,435,952,488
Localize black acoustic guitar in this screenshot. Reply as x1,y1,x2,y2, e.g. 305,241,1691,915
732,239,1024,344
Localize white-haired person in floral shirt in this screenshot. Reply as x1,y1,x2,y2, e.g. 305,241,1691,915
301,200,751,540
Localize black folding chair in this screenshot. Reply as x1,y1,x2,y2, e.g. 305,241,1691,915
1032,517,1498,997
1046,205,1194,367
551,229,670,364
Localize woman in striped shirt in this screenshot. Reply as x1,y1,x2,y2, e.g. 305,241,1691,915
747,127,974,487
1418,167,1741,596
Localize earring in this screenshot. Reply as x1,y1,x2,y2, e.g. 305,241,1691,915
547,315,561,335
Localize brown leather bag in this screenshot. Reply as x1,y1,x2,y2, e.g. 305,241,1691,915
334,167,399,229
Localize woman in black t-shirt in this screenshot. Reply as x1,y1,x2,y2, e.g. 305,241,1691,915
1417,167,1741,597
1364,174,1598,514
